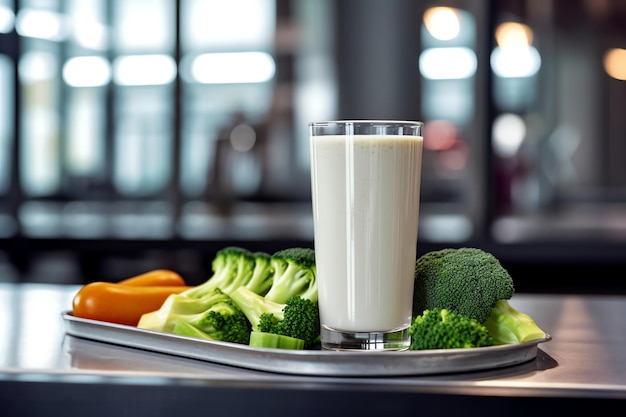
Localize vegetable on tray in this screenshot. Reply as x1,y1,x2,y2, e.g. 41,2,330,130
230,286,320,348
409,308,493,350
262,247,318,304
118,269,187,287
71,245,547,353
172,320,216,341
137,288,252,344
484,299,547,344
180,247,317,304
249,331,305,350
137,246,320,348
412,247,546,347
180,247,259,299
72,269,191,326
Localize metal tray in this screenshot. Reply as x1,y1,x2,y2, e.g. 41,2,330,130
62,311,551,377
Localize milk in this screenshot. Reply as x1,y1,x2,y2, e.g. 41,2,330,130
310,134,423,332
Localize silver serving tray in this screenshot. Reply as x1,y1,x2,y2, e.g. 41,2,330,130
62,311,551,377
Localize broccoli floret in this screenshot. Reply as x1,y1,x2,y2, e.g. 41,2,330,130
243,251,274,296
409,308,493,350
231,286,320,348
182,247,256,298
137,289,251,344
484,299,546,344
259,296,320,348
413,247,515,324
263,247,318,304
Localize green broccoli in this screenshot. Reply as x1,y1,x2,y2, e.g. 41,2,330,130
484,299,546,344
413,247,545,344
258,296,320,348
249,331,305,350
243,251,274,296
409,308,493,350
172,320,215,341
263,247,318,303
137,289,251,344
231,286,320,348
413,247,515,324
181,247,256,298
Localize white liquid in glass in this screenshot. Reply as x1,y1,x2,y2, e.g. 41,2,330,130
310,134,423,332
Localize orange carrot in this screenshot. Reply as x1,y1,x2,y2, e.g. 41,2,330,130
72,282,191,326
118,269,186,287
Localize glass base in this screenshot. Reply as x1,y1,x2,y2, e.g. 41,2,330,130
321,325,410,351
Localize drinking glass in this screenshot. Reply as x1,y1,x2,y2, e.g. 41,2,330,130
309,120,424,350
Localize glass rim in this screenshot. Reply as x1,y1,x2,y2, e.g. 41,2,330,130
308,120,423,127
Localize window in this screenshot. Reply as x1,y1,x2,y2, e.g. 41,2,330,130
0,0,338,240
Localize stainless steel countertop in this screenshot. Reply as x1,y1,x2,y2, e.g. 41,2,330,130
1,283,625,413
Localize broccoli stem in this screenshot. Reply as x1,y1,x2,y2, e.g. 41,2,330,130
181,247,255,298
172,320,215,341
264,263,317,303
244,252,274,296
181,268,230,299
230,286,284,331
484,299,546,344
249,331,304,350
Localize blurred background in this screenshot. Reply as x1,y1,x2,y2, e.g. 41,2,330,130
0,0,625,293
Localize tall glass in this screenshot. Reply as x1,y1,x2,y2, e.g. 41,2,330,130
309,120,424,351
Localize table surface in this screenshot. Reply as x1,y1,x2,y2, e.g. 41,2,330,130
1,282,625,414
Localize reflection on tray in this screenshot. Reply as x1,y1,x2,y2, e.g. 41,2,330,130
63,334,557,381
62,335,268,378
